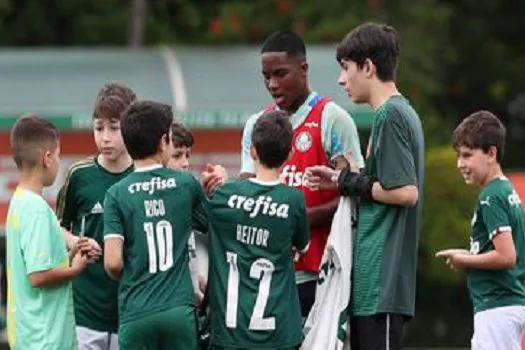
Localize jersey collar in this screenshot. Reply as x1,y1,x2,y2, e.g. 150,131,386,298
134,164,163,172
274,91,320,120
248,178,281,186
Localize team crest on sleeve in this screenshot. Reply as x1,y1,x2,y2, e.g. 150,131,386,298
295,131,313,152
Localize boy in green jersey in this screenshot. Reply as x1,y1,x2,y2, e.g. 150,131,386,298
436,110,525,350
167,121,230,350
103,101,209,350
57,82,136,349
167,122,206,305
207,110,310,349
305,22,424,350
6,115,91,349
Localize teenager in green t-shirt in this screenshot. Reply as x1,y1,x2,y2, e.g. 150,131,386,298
305,22,425,350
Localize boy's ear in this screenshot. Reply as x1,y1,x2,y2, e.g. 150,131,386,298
300,61,309,77
250,146,258,161
159,133,170,153
42,150,52,169
488,145,498,161
363,58,375,79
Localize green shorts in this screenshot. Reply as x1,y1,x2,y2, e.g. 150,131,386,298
119,305,197,350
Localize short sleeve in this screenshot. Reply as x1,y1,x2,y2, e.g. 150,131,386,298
56,170,77,230
480,194,511,240
240,113,262,175
321,102,365,168
103,189,124,241
191,177,210,234
293,191,310,252
21,209,63,274
376,109,417,189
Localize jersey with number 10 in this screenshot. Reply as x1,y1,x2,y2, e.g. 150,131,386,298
103,166,208,324
207,179,310,349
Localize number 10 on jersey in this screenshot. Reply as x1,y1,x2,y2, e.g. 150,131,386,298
144,220,174,273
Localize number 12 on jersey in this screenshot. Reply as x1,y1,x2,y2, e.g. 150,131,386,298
144,220,174,273
225,251,276,331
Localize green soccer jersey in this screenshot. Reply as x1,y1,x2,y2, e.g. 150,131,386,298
103,165,209,324
467,176,525,313
352,95,425,317
6,187,76,349
207,178,309,349
56,156,133,332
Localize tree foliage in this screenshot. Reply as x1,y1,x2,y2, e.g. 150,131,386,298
1,0,523,148
420,146,478,285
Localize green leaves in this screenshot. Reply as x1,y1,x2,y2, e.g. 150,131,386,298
420,147,478,285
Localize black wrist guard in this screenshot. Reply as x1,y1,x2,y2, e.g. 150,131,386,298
337,168,376,200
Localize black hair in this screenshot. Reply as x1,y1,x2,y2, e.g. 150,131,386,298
120,101,173,160
251,111,293,169
336,22,399,81
261,31,306,59
171,121,194,148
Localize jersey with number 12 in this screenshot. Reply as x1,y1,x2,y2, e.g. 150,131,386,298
207,179,309,349
103,166,208,324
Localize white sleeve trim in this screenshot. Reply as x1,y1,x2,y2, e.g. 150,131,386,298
489,226,512,240
104,234,124,241
299,241,310,254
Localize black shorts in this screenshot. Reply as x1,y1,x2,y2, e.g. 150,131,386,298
297,280,317,317
350,313,406,350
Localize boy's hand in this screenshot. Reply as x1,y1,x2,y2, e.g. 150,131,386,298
198,275,207,294
71,249,89,273
345,152,361,173
195,275,207,308
291,247,302,263
84,238,102,262
435,249,470,269
73,237,102,263
201,163,228,195
69,237,85,261
304,166,340,191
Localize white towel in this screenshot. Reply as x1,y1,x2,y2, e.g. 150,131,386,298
302,197,355,350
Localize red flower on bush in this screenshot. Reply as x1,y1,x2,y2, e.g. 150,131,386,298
209,17,223,35
277,1,292,15
230,14,241,31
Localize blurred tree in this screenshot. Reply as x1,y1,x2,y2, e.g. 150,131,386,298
0,0,129,45
198,0,454,147
438,0,525,169
419,147,478,286
405,146,477,346
0,0,454,147
0,0,227,45
129,0,146,48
